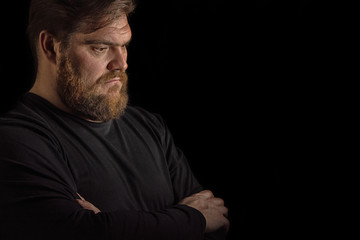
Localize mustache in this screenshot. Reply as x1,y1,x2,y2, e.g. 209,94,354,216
95,71,128,85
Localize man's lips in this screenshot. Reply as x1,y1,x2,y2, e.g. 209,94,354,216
105,78,121,84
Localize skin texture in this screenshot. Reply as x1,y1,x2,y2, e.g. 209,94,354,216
30,14,229,234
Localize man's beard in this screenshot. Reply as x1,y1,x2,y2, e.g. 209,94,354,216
56,54,129,122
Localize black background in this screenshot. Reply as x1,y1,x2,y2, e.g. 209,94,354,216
0,1,332,239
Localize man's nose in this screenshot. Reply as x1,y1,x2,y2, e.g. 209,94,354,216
107,47,128,72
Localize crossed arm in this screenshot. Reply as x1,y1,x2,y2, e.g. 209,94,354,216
77,190,230,235
1,150,229,240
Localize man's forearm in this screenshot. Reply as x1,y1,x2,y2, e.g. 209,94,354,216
1,200,205,240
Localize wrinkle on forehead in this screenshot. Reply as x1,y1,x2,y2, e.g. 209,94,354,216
77,15,132,44
93,15,130,35
77,12,129,34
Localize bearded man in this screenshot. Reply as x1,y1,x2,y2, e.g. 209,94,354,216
0,0,229,240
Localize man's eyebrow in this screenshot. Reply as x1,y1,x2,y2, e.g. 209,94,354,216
82,38,132,47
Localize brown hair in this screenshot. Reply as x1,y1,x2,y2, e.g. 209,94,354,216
27,0,135,69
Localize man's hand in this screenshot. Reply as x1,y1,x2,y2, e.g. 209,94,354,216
76,194,101,214
179,190,230,233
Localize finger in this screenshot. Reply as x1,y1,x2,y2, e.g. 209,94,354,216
76,199,101,214
223,217,230,233
209,197,225,206
212,214,230,233
219,206,229,218
77,193,85,201
193,190,214,199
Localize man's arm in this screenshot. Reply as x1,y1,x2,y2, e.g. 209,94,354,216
79,190,229,240
154,113,230,239
78,190,230,235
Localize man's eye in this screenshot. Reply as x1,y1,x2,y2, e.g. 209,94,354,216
92,47,108,53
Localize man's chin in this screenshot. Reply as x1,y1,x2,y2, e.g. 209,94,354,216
66,91,128,122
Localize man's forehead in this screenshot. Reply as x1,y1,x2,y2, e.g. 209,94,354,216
93,16,130,35
77,15,131,42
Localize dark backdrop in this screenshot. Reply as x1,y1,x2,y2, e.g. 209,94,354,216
0,1,327,239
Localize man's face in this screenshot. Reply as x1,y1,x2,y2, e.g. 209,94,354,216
56,15,132,122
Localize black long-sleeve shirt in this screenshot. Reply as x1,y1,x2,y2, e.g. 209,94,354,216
0,93,207,240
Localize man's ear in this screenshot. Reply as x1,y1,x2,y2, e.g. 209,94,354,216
38,30,57,64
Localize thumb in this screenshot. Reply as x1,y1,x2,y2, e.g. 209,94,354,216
76,193,101,214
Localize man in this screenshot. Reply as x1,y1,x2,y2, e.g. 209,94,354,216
0,0,229,239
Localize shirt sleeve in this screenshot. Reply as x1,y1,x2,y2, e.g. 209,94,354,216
152,113,203,202
0,124,205,240
154,114,228,240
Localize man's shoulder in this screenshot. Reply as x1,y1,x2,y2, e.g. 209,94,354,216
0,95,50,129
0,95,58,146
